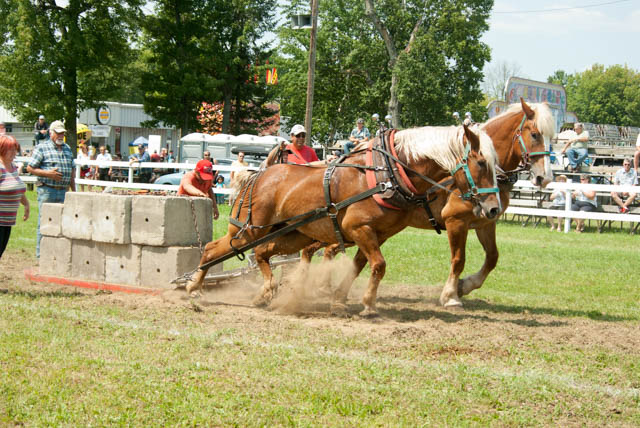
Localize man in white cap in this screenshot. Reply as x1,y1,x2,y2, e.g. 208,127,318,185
34,115,49,144
27,120,75,258
265,124,319,166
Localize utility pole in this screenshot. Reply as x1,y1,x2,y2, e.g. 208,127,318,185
304,0,319,146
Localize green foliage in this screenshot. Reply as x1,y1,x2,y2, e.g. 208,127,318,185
140,0,276,134
548,65,640,126
275,0,492,143
0,0,142,151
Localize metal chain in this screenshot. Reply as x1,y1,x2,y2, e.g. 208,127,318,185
189,198,204,254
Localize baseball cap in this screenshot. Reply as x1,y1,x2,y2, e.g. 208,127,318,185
195,159,214,180
357,118,364,124
50,120,66,133
290,124,306,136
39,115,45,120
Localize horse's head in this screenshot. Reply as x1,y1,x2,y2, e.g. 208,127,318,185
482,98,556,188
519,99,555,187
450,125,501,220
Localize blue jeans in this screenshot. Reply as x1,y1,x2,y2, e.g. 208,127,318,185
343,141,355,155
36,186,67,258
566,147,588,169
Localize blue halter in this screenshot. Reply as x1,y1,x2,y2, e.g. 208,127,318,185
450,142,500,201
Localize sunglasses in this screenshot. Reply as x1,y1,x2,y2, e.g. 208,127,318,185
296,133,306,137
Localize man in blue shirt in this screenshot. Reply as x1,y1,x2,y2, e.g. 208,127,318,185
27,120,75,258
344,118,370,155
129,142,151,183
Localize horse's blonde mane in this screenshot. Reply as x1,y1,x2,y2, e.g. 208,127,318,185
394,126,497,176
483,102,556,138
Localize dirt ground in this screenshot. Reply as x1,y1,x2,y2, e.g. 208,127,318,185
2,249,638,357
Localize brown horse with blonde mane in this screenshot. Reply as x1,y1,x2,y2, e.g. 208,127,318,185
253,98,555,310
186,125,500,317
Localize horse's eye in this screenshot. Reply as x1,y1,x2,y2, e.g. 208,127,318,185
477,159,487,168
531,132,539,140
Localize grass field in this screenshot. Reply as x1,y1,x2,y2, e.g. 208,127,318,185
1,190,639,426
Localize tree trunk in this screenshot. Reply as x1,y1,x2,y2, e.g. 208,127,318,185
222,89,232,134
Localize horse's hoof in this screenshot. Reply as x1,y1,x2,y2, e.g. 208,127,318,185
330,303,348,317
252,293,271,308
443,299,464,310
359,307,379,318
189,290,202,299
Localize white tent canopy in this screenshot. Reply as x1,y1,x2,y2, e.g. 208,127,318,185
180,132,287,147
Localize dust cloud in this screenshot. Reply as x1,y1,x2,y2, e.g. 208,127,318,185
270,255,356,315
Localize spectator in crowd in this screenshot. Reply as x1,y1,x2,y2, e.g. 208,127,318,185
167,150,175,163
27,120,75,258
547,174,568,231
230,151,248,183
33,115,49,144
610,158,638,214
76,143,92,192
215,175,226,205
96,145,112,182
0,121,6,136
0,135,29,259
561,122,590,173
177,159,219,220
463,112,475,126
160,147,168,161
345,118,370,154
571,174,597,233
634,133,640,177
202,151,219,181
150,150,164,182
129,142,151,183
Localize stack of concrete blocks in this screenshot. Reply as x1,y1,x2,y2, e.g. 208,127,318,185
39,193,219,289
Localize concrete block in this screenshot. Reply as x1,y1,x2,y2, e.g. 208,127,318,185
71,240,105,281
104,243,141,285
39,237,71,277
40,203,64,237
91,194,132,244
131,196,212,247
61,192,96,240
140,246,210,289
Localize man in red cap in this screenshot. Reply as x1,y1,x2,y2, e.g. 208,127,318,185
177,159,220,220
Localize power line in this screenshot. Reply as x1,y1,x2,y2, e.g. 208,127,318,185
494,0,633,14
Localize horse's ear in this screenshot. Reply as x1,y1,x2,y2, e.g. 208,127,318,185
463,124,480,153
520,97,535,120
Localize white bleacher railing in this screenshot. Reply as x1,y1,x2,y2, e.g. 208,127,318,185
507,180,640,233
15,156,259,195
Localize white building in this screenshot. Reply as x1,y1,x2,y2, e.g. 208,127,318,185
0,102,178,156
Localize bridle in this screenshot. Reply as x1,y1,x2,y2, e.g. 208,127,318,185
450,142,499,201
497,113,551,180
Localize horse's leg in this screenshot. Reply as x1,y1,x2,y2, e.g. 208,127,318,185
353,230,386,317
186,233,241,294
439,219,469,308
458,222,498,297
252,232,315,307
330,248,368,316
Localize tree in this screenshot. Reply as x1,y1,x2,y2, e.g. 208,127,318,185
140,0,276,135
549,65,640,126
275,0,492,139
482,60,523,101
547,70,570,88
0,0,142,152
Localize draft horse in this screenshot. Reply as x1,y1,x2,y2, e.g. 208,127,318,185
254,99,555,309
186,125,501,317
